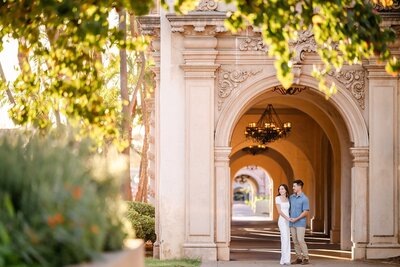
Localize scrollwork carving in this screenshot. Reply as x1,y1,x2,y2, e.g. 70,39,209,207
328,70,366,109
373,0,400,11
290,30,317,63
217,68,262,110
237,30,318,62
195,0,218,11
238,37,268,52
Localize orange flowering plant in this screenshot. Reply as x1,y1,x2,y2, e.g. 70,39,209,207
0,132,128,267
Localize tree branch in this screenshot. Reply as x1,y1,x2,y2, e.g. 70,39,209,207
129,51,146,116
0,61,15,105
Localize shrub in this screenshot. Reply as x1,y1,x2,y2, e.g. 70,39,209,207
127,201,156,243
0,133,127,267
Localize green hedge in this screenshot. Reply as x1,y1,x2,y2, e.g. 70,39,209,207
127,201,156,243
0,133,126,267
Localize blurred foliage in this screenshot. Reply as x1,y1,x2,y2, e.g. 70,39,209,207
169,0,400,96
0,132,128,266
0,0,154,147
126,201,156,243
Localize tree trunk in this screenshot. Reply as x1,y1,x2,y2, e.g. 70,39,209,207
135,83,150,202
119,8,132,201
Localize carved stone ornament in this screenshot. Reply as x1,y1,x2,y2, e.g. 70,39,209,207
272,85,307,95
373,0,400,12
195,0,218,11
289,30,318,63
217,68,262,110
237,30,318,63
328,69,366,109
238,37,268,52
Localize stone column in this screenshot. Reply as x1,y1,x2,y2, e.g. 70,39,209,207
215,146,232,261
366,71,400,259
181,33,219,260
147,29,160,209
138,14,161,258
311,133,327,233
350,147,369,259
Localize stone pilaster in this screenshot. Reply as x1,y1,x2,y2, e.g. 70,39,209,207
366,66,400,259
350,147,369,260
215,146,232,261
167,14,223,260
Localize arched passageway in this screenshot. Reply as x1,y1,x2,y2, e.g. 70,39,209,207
214,75,368,261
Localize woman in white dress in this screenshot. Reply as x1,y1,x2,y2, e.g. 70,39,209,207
275,184,291,265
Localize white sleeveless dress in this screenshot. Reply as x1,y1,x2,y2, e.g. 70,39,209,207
276,196,291,265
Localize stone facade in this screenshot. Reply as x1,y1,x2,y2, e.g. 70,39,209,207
139,0,400,261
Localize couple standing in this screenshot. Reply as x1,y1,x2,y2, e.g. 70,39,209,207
275,180,310,265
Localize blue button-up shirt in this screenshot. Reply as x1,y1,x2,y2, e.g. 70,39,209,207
289,192,309,227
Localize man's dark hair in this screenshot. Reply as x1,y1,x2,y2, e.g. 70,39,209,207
293,179,304,188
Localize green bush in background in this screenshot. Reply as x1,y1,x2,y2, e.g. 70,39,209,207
0,133,127,267
127,201,156,243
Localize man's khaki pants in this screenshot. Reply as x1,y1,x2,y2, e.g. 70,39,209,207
290,227,309,260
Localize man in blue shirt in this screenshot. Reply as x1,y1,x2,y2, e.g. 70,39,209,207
289,179,310,265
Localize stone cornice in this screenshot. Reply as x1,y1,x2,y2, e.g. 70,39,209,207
327,69,367,110
364,62,400,79
137,15,160,37
166,13,227,34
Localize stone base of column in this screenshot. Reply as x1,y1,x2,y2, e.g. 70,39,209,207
341,238,352,251
311,218,324,232
352,243,367,260
366,244,400,259
216,243,230,260
153,242,160,259
330,228,340,243
183,243,217,261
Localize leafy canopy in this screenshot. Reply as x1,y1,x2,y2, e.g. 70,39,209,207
169,0,399,96
0,0,153,146
1,0,399,145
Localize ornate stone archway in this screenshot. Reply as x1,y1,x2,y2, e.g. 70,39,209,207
214,73,369,260
140,2,400,261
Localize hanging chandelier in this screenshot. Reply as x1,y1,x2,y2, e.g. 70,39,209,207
244,104,292,144
242,145,268,155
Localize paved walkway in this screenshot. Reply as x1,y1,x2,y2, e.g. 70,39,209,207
232,203,270,222
201,259,387,266
201,220,399,267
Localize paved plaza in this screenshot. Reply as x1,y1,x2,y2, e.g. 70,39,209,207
200,217,400,267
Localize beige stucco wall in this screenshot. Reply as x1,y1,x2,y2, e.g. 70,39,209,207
142,0,400,261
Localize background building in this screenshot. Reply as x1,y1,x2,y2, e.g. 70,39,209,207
139,0,400,261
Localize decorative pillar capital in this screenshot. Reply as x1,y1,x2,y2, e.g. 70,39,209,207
215,146,231,163
137,15,160,38
138,15,160,80
350,147,369,167
167,13,227,35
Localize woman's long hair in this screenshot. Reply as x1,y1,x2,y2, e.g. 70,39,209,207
276,184,289,198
